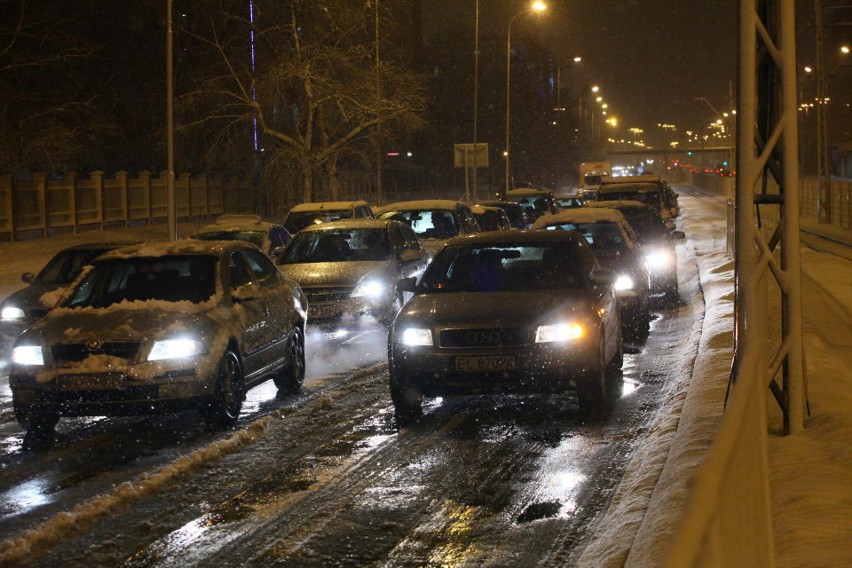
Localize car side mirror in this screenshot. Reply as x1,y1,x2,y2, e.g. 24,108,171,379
398,249,421,263
22,272,35,284
398,276,418,293
671,230,686,240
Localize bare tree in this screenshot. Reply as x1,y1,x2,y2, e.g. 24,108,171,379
179,0,426,203
0,0,102,175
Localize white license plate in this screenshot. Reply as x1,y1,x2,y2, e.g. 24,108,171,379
58,374,124,390
455,356,517,372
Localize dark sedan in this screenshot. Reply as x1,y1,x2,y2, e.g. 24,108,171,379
388,230,622,422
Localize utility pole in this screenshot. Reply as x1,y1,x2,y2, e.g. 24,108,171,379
815,0,831,223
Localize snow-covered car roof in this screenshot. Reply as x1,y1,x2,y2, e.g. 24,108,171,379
531,207,626,229
289,200,370,213
505,188,553,197
586,200,652,210
470,204,500,215
196,215,279,234
597,182,663,194
94,239,260,260
295,217,406,233
375,199,463,213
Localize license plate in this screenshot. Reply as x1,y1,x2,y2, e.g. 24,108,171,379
455,356,517,372
58,374,124,390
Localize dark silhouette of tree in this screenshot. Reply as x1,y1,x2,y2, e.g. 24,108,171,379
178,0,426,203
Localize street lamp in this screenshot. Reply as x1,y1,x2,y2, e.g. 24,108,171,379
505,1,546,194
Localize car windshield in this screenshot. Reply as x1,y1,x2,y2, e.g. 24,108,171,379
599,189,662,211
35,248,113,285
196,230,265,249
419,244,584,293
378,210,457,239
543,222,629,255
280,228,390,263
618,210,669,241
285,210,352,233
509,195,550,222
63,255,218,308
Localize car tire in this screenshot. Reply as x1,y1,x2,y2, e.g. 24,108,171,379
274,327,305,394
664,280,679,305
628,307,650,341
577,337,611,417
381,290,404,327
15,402,59,432
202,350,244,428
389,370,422,425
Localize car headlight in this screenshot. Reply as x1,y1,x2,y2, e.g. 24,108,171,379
11,345,44,366
645,250,673,271
536,323,584,343
399,327,433,346
147,339,206,362
1,306,26,321
614,275,635,291
351,279,386,299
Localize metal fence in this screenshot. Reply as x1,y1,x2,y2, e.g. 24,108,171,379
0,171,257,241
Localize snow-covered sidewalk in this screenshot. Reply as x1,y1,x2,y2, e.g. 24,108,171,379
578,192,852,566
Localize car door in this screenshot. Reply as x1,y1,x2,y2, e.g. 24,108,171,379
238,248,291,381
228,251,270,380
578,241,619,356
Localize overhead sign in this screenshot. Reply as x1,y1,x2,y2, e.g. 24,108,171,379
454,143,489,169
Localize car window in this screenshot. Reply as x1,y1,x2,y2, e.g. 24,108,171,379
398,224,421,251
229,252,254,290
269,227,289,249
36,248,112,285
241,248,280,287
65,255,217,307
419,244,583,293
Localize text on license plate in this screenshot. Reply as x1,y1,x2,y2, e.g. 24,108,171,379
455,356,517,371
58,374,124,390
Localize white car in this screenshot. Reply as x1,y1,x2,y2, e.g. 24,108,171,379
374,199,480,255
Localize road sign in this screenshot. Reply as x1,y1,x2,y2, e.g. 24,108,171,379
454,143,489,169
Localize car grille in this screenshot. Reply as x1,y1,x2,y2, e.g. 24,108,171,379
439,328,529,348
304,287,352,303
51,342,142,364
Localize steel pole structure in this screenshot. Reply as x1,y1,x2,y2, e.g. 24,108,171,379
472,0,479,203
736,0,804,436
815,0,831,223
166,0,176,242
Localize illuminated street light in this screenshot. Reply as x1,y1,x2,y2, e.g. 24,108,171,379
505,1,546,193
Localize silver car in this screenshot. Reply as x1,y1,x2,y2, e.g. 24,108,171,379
388,230,623,422
277,219,429,327
9,240,307,440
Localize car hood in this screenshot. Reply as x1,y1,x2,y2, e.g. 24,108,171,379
280,261,390,288
22,303,219,346
397,289,599,328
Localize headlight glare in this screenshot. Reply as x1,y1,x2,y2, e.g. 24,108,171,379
1,306,26,321
614,275,635,291
399,327,432,346
147,339,205,362
645,250,672,270
351,279,385,299
536,323,584,343
11,345,44,366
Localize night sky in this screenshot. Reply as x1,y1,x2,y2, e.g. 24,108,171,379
422,0,739,148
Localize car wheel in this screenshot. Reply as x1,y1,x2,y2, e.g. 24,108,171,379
16,404,59,450
274,327,305,394
577,337,610,416
389,369,422,425
664,279,680,305
381,290,404,327
628,307,650,341
202,350,244,427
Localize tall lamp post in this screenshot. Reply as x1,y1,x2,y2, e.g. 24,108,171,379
505,1,546,194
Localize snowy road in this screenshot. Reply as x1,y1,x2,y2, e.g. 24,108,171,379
0,193,710,566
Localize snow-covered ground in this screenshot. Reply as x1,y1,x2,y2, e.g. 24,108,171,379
578,191,852,566
0,192,849,566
